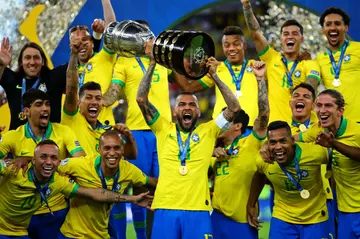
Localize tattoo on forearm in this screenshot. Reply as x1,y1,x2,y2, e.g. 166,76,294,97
257,78,269,128
138,100,159,124
243,3,261,32
65,54,79,106
103,83,121,106
137,63,155,98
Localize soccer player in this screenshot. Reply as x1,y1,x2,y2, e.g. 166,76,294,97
0,139,152,239
58,130,157,239
69,0,117,125
240,0,320,123
210,61,268,239
174,26,259,130
0,89,85,239
136,41,240,238
297,89,360,239
248,121,330,238
316,7,360,122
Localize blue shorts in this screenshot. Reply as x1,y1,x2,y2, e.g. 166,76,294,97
58,232,74,239
152,209,212,239
338,211,360,239
327,200,336,239
269,217,330,239
0,236,30,239
28,207,68,239
211,210,257,239
129,130,159,178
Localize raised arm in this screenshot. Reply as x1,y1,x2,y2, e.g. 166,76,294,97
101,0,116,26
64,34,81,114
136,41,159,124
207,57,240,122
0,37,12,81
103,82,122,107
241,0,268,53
171,72,206,93
113,123,137,159
252,61,269,138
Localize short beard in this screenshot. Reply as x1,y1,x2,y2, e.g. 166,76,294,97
177,116,197,132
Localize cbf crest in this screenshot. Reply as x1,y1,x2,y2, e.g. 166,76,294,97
115,183,121,191
246,66,253,72
38,83,47,93
191,133,200,143
344,55,351,62
294,70,301,78
231,147,239,156
301,169,309,178
45,188,52,197
86,63,93,72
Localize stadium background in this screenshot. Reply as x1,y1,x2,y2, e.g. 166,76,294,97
0,0,358,238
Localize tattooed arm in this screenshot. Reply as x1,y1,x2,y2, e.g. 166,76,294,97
64,37,80,114
240,0,268,53
102,0,116,26
103,83,122,107
252,61,269,138
207,57,240,122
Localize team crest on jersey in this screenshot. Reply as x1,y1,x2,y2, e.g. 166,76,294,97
60,158,70,166
246,66,253,72
192,133,200,143
45,188,52,197
344,55,351,62
232,147,239,155
301,169,309,178
86,63,93,72
294,70,301,78
38,83,47,93
1,160,8,168
115,183,121,191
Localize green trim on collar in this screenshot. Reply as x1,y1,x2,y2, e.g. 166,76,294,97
335,117,347,138
288,143,302,167
94,155,120,181
25,122,53,141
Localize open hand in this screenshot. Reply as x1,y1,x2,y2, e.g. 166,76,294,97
0,37,12,67
132,191,154,210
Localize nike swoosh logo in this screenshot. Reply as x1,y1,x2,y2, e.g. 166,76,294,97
268,172,277,175
274,64,281,67
133,65,139,68
169,135,176,139
16,85,22,89
20,152,29,156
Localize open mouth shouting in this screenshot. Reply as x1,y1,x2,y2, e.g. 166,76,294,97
88,106,99,118
328,31,339,43
295,102,305,113
318,114,330,126
273,150,286,162
182,112,193,125
286,40,295,49
39,112,50,125
42,166,54,177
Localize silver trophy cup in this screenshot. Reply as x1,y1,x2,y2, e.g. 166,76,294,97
104,20,155,57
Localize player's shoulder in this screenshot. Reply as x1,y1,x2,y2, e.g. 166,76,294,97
51,123,74,132
296,142,325,154
344,118,360,132
349,41,360,49
3,127,23,139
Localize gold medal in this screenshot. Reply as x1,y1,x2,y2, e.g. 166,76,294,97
235,91,242,98
18,111,27,121
332,78,341,87
325,170,332,179
299,124,307,132
179,165,188,176
300,189,310,199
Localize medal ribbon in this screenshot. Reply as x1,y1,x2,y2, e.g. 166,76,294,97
327,148,333,172
281,57,299,87
291,117,310,128
327,40,349,79
78,70,85,88
30,167,54,216
136,57,147,74
21,78,41,112
27,122,48,144
224,59,248,92
98,163,120,192
277,155,304,192
176,129,193,166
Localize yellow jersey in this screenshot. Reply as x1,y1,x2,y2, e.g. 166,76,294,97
0,162,78,236
58,155,147,239
316,41,360,122
299,118,360,212
290,112,333,200
112,57,172,130
0,122,82,215
78,47,117,125
258,45,320,122
198,60,258,125
256,143,328,224
149,113,222,211
61,108,105,156
211,131,266,223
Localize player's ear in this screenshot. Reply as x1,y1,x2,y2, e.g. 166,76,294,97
24,107,30,117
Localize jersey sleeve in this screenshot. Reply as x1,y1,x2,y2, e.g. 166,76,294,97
299,124,322,143
147,111,172,136
61,106,79,126
61,125,83,156
198,74,215,89
129,163,148,186
57,156,87,177
56,174,79,198
255,155,268,174
97,47,117,64
111,57,126,87
0,130,17,159
257,45,279,63
304,60,321,83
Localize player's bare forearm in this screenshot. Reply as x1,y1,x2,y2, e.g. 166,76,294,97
172,72,205,93
75,187,136,203
331,140,360,162
64,53,79,114
242,1,268,52
101,0,116,25
211,73,240,121
103,83,121,107
254,77,269,136
247,171,267,207
123,134,137,160
306,77,319,95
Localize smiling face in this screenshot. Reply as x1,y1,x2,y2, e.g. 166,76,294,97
268,127,295,165
79,89,102,124
32,144,60,182
21,47,44,78
99,134,124,171
290,87,314,120
280,25,304,55
173,94,200,132
322,13,348,49
315,94,344,128
24,99,51,129
222,34,246,65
